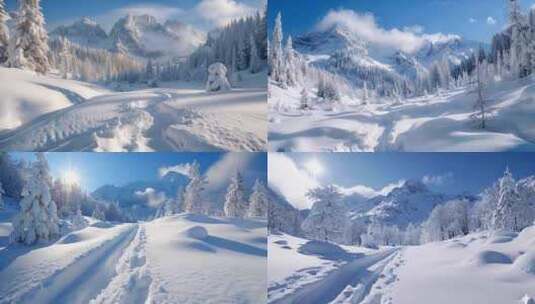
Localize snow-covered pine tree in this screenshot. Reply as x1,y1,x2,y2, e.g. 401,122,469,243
249,34,260,73
492,167,527,231
247,179,268,217
8,0,51,74
58,36,72,79
472,47,488,129
224,171,248,218
0,0,9,64
270,12,286,86
301,185,346,243
284,35,296,87
362,82,369,105
92,204,106,221
300,87,310,110
183,161,208,214
11,153,59,245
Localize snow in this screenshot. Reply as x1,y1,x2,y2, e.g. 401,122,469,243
268,233,380,303
270,78,535,152
0,67,266,151
0,213,266,304
388,227,535,304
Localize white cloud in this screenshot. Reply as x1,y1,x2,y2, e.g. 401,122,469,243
469,18,477,23
487,16,497,25
159,163,194,178
316,9,459,54
422,172,454,186
135,187,167,207
194,0,255,28
205,153,255,191
268,154,319,210
337,179,405,198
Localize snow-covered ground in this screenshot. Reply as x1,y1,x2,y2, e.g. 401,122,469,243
268,233,394,304
0,67,267,152
269,77,535,152
269,228,535,304
0,213,267,304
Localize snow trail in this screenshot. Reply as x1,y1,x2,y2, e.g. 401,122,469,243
90,224,152,304
271,248,399,304
16,224,138,304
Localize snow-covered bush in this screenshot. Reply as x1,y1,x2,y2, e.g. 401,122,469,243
11,153,60,245
206,62,231,92
224,171,248,218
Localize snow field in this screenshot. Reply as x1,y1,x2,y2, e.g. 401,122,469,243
390,227,535,304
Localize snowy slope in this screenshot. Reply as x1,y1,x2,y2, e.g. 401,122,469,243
386,228,535,304
0,68,267,152
0,214,266,304
268,233,393,304
0,67,109,130
269,77,535,152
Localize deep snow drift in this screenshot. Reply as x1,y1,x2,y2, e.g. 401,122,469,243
269,77,535,152
0,213,267,304
268,228,535,304
0,67,267,152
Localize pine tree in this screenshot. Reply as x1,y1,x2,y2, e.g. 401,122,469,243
270,12,286,86
301,185,346,243
300,87,310,110
183,161,208,214
249,34,260,73
472,51,488,129
284,35,296,86
0,0,9,64
224,171,248,218
11,153,59,245
8,0,51,74
92,204,106,221
247,179,268,217
492,167,525,231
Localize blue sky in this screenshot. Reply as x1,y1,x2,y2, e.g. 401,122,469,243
12,152,267,192
5,0,263,31
269,153,535,209
268,0,535,43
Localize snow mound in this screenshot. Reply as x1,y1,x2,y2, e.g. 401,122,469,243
513,249,535,275
487,231,518,244
469,250,512,266
57,233,83,244
182,225,208,240
298,240,349,260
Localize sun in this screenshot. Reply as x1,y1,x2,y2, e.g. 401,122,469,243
63,169,80,187
305,159,324,177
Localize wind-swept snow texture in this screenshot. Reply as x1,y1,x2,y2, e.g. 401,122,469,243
269,77,535,152
386,227,535,304
0,214,266,304
0,67,267,152
268,233,390,304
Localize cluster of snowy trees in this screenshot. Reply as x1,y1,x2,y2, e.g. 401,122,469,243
50,37,143,82
224,172,269,218
136,9,267,85
270,12,352,107
287,167,535,247
159,161,268,219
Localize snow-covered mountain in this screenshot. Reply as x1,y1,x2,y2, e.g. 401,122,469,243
293,24,481,85
347,180,477,228
50,15,206,61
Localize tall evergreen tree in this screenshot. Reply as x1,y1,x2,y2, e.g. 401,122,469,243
8,0,51,74
0,0,9,64
183,161,208,214
224,171,248,218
